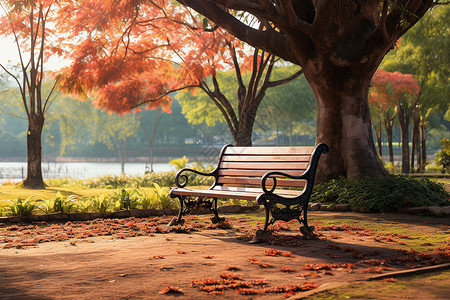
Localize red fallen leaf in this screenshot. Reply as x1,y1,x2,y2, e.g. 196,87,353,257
159,285,183,294
203,255,215,259
251,279,268,286
177,250,187,254
226,265,241,271
248,258,260,264
265,248,294,257
236,288,259,295
279,266,296,273
220,273,242,280
149,255,165,260
191,278,219,287
199,285,225,294
384,277,396,282
363,267,385,273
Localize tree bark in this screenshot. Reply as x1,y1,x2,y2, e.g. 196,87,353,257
420,119,427,172
411,106,421,172
397,100,410,174
22,113,45,189
375,118,383,157
305,66,387,183
384,111,396,165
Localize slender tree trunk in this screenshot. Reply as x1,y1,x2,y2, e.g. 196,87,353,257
119,139,129,176
375,118,382,157
411,107,420,172
420,119,427,172
149,108,162,172
385,119,395,165
22,113,45,189
397,100,410,174
305,68,387,183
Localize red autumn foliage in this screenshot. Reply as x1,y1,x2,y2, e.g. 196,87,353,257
370,70,420,107
159,285,183,294
265,248,294,257
56,0,259,115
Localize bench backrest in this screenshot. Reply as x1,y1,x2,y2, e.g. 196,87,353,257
214,145,317,189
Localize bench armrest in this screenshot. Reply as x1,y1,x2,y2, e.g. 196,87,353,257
261,171,307,193
174,168,217,188
261,143,329,194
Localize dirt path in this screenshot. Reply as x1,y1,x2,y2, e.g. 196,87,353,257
0,212,449,299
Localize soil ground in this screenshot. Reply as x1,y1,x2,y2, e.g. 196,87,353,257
0,211,449,299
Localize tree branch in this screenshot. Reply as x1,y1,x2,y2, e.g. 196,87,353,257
178,0,297,63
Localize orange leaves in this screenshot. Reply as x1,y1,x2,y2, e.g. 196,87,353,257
264,248,294,257
55,0,256,114
370,69,421,109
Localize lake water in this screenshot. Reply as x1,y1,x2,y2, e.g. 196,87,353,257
0,162,176,183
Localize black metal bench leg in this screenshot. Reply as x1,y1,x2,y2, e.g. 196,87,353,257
299,204,315,239
249,203,273,244
167,196,186,226
210,198,225,224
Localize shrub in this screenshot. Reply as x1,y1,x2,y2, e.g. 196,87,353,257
5,196,40,216
134,188,158,209
86,175,130,189
153,183,178,209
92,194,113,213
38,192,79,214
311,175,450,212
110,189,140,210
435,138,450,174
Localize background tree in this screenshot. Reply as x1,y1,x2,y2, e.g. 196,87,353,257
255,70,316,145
381,4,449,171
176,0,443,182
0,0,65,188
370,69,421,173
58,0,302,146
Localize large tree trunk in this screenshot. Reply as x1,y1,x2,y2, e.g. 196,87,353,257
234,116,254,146
22,113,45,189
305,68,387,183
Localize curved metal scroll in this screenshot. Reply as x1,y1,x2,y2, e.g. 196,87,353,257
261,143,329,193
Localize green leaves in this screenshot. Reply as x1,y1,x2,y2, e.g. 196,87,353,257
6,195,40,216
311,175,449,213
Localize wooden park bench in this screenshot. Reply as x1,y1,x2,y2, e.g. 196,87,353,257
169,143,329,242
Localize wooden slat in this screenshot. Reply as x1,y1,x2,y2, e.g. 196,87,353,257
213,186,303,196
222,155,311,162
171,188,258,201
224,146,315,156
218,169,305,177
217,177,306,188
220,162,309,170
171,187,303,201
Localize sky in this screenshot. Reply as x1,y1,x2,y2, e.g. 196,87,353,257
0,36,68,74
0,37,19,67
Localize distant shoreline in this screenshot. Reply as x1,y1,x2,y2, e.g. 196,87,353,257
0,156,219,164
